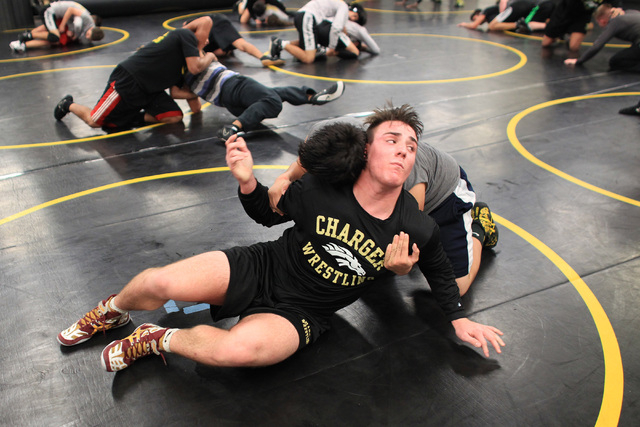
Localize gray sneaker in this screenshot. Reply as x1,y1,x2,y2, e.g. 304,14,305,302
310,81,345,105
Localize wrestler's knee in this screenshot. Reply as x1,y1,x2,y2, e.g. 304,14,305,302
263,96,283,118
159,115,183,124
137,267,172,296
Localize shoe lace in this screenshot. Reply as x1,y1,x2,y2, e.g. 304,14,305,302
126,328,167,366
78,306,108,334
477,208,496,233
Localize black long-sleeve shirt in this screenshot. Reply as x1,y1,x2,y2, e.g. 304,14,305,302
238,175,465,323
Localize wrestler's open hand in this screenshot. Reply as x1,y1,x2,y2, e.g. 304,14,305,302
451,317,505,357
384,231,420,275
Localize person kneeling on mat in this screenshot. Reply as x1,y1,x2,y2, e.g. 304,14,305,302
10,1,103,53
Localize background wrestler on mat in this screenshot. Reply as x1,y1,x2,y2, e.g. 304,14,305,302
268,0,356,64
170,56,345,139
53,28,213,132
10,1,103,52
541,0,621,54
183,14,284,67
458,0,554,34
237,0,292,26
564,4,640,72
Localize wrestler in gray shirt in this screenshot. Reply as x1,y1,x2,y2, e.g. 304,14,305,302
576,9,640,64
404,143,461,214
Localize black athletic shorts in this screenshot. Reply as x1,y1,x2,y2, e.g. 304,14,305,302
211,242,323,349
294,11,317,51
208,15,242,53
428,168,475,278
91,66,181,130
530,1,555,23
544,0,592,38
315,20,352,49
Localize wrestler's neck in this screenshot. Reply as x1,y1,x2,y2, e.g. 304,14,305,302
352,175,402,220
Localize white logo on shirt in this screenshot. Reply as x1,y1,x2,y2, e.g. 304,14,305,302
322,243,366,276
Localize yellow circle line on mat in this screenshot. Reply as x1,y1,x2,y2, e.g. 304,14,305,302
0,64,115,81
494,213,622,427
163,10,297,35
0,27,129,63
269,33,526,84
0,168,623,426
504,30,630,48
0,65,211,149
507,92,640,207
0,166,285,226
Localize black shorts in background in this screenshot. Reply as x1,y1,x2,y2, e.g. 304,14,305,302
544,0,592,38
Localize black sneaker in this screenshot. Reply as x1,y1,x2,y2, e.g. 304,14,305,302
515,18,532,35
336,49,358,60
315,46,327,61
471,202,498,249
619,105,640,116
54,94,73,120
217,124,242,140
269,36,283,59
18,31,33,42
310,81,345,105
260,54,285,67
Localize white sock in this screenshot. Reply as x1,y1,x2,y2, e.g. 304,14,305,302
282,40,290,48
106,296,127,314
161,328,179,353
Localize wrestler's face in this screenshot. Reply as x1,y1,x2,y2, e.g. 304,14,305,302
365,121,417,189
348,11,359,22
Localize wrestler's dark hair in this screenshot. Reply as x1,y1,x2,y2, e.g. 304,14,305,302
90,26,104,41
298,121,367,185
363,102,423,141
252,0,267,17
349,3,367,26
470,8,482,21
92,15,102,27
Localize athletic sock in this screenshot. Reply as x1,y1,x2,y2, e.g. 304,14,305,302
106,296,127,314
282,40,290,48
161,328,179,353
472,222,485,246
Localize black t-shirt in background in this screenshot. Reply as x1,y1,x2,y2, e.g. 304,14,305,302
120,28,200,94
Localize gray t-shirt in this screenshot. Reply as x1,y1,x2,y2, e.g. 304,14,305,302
345,21,380,54
46,1,94,43
404,144,461,214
